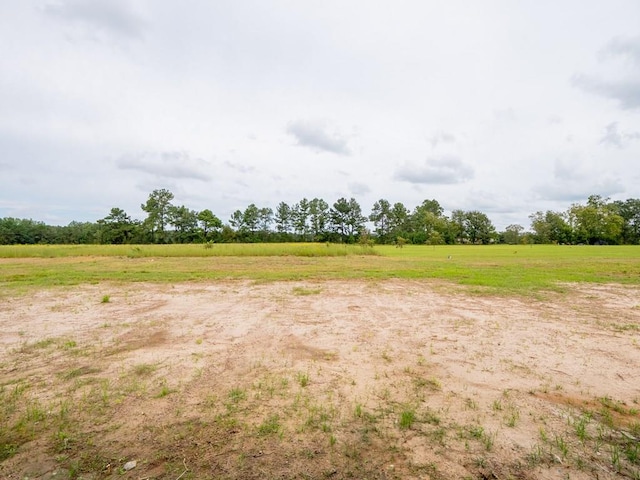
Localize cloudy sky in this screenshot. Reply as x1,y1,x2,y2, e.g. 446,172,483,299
1,1,639,230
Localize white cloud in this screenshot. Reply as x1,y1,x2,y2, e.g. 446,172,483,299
117,151,212,181
286,119,351,155
395,155,474,185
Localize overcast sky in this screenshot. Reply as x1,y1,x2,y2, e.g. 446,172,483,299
1,1,639,230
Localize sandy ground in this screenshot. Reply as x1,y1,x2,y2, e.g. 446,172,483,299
1,279,639,479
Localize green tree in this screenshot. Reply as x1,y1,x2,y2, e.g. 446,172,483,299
529,211,572,244
462,210,495,244
369,199,392,243
410,200,447,244
243,204,260,238
568,195,623,244
274,202,292,236
330,197,365,242
449,210,466,244
612,198,640,244
97,207,139,244
197,209,223,242
258,207,273,240
141,188,174,243
502,224,524,245
167,205,199,243
292,198,310,240
229,209,245,235
309,198,330,241
389,202,410,243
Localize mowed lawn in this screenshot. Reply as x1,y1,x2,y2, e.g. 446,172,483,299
1,244,639,294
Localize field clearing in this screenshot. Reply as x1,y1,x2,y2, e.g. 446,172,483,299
1,245,640,479
1,244,639,294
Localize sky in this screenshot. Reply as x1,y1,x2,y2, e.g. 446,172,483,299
1,1,639,231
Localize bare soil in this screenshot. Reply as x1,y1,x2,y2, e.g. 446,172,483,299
1,280,639,479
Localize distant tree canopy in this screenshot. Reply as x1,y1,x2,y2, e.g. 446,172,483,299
1,191,639,245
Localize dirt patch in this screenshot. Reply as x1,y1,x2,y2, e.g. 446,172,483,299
1,280,639,479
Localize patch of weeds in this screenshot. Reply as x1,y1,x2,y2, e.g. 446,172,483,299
482,430,496,451
195,338,203,345
61,366,101,381
228,387,246,404
381,350,392,363
492,399,503,411
18,338,56,354
296,372,310,388
399,408,416,430
132,363,157,377
527,444,544,466
555,434,569,460
626,442,639,465
573,413,591,443
464,397,478,410
414,376,441,391
422,408,441,425
61,340,77,349
101,295,110,303
505,409,519,427
292,286,322,296
155,379,173,398
611,444,621,472
257,414,281,436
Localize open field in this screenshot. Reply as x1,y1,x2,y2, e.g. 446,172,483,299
1,245,639,479
1,244,639,294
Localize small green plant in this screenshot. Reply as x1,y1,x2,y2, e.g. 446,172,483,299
228,387,246,403
399,408,416,430
101,295,110,303
505,410,519,427
482,430,496,451
257,414,281,436
574,414,590,443
611,444,621,472
626,442,639,464
296,372,309,387
555,435,569,459
156,380,172,398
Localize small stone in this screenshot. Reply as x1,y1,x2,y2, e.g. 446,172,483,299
123,460,137,471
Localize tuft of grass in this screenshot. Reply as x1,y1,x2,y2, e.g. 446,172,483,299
296,372,310,388
292,286,322,296
399,408,416,430
257,415,281,436
101,295,110,303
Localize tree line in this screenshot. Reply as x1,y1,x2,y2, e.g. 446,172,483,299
1,190,639,245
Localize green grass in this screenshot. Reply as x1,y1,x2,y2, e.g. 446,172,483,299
1,244,639,294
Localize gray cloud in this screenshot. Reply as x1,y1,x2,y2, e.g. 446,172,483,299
598,36,640,65
429,132,456,149
572,74,640,110
533,177,624,203
535,160,624,202
395,155,474,185
117,151,212,181
43,0,146,39
599,122,640,148
286,119,350,155
348,182,370,195
553,158,583,181
224,161,255,174
573,36,640,110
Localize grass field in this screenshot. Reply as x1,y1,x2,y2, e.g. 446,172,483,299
1,243,639,295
